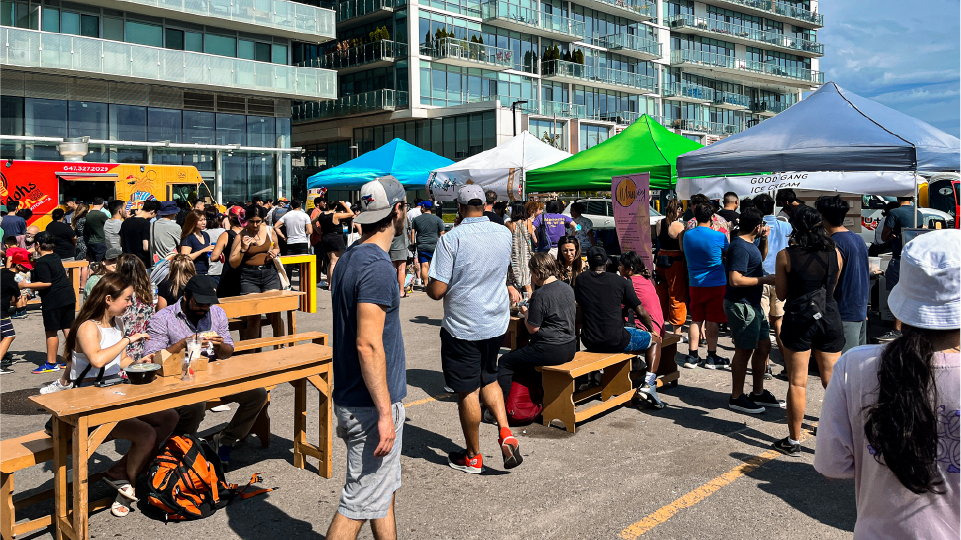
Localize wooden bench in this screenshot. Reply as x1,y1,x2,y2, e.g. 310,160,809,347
1,432,110,540
536,333,683,433
205,332,328,448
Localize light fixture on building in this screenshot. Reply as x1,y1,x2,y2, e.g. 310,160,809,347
58,137,89,162
511,101,529,136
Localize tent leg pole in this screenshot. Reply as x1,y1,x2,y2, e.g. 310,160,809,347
915,172,921,228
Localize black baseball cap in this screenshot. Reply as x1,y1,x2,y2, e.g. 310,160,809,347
184,275,220,305
586,246,608,269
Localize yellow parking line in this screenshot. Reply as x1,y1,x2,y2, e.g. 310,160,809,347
404,392,452,408
620,427,815,539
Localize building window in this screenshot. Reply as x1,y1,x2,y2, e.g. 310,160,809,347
102,17,123,41
205,34,237,57
216,113,246,146
579,123,609,151
148,108,182,143
125,20,163,47
166,28,185,50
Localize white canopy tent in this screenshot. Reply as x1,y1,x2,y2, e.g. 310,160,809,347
427,131,571,201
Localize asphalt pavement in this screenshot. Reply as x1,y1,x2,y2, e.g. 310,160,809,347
0,288,856,539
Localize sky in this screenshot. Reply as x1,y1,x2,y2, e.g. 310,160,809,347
816,0,961,137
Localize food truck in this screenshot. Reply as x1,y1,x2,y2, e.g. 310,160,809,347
0,161,204,229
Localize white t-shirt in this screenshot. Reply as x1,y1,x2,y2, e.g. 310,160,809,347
277,209,311,245
407,207,422,222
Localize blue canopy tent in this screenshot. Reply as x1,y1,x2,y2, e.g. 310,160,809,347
307,138,454,189
676,82,961,199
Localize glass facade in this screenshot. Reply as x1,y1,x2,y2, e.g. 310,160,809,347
352,111,497,160
579,123,610,151
1,95,292,201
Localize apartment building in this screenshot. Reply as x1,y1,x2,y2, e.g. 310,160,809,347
0,0,337,202
292,0,822,194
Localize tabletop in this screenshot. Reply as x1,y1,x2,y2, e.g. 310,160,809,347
30,343,331,418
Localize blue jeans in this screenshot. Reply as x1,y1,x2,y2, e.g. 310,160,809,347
624,327,652,352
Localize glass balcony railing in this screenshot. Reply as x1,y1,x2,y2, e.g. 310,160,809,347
713,90,751,108
670,14,823,55
542,59,656,93
307,40,405,70
107,0,334,39
1,28,336,99
751,101,791,114
480,2,585,41
661,81,715,101
423,38,513,70
670,49,824,85
670,118,743,136
336,0,404,23
715,0,823,26
293,89,408,121
589,110,643,125
583,0,655,20
492,96,587,118
595,33,661,58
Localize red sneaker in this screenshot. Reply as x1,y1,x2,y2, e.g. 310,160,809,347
499,428,523,470
448,450,483,474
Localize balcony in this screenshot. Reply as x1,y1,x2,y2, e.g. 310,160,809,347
492,96,587,119
669,15,824,57
480,2,585,42
661,81,714,103
293,89,408,121
589,110,643,125
703,0,823,27
573,0,654,22
542,59,656,94
670,49,823,89
1,28,337,100
751,100,791,116
712,90,751,110
595,33,661,61
424,38,513,70
670,118,743,136
80,0,334,42
335,0,403,27
311,40,405,74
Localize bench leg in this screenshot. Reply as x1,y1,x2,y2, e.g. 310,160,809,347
600,360,633,401
1,472,13,540
541,372,576,433
292,379,307,470
250,402,271,449
656,341,680,388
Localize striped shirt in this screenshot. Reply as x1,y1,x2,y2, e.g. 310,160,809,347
429,216,513,341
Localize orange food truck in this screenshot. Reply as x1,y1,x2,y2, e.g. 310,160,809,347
0,161,204,229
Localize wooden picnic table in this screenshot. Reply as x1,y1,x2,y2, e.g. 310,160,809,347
217,290,306,338
29,343,333,540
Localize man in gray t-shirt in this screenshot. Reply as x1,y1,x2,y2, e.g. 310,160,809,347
151,202,182,263
411,205,445,286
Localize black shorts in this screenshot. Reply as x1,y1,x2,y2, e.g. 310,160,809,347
286,243,310,255
240,265,282,294
440,328,501,393
321,234,346,254
42,305,75,332
87,243,106,262
781,307,844,354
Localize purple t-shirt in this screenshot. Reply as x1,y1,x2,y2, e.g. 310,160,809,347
532,213,573,245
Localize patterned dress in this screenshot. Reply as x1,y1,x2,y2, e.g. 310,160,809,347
120,296,153,359
74,217,87,260
510,220,533,287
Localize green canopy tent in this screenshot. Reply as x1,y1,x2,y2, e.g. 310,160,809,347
525,114,703,192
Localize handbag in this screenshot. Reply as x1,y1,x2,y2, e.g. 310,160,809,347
655,254,674,269
535,216,552,252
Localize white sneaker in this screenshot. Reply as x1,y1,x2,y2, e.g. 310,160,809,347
210,404,231,412
40,379,71,394
636,384,665,409
701,357,717,370
682,355,699,369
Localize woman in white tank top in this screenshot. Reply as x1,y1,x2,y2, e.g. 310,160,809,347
63,274,179,518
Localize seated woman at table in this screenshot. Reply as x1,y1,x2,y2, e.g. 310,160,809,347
65,273,179,518
556,236,584,287
618,251,666,395
228,204,282,340
156,254,196,310
144,274,267,467
496,253,578,410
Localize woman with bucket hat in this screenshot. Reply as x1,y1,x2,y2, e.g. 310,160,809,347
814,229,960,539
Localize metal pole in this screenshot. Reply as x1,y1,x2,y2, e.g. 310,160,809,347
215,150,223,204
915,172,921,228
512,102,518,136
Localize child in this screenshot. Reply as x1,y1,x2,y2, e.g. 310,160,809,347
4,235,29,268
19,232,75,374
0,253,23,374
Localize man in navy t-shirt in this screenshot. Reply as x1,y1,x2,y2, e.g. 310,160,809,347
722,208,783,414
327,176,407,539
816,195,871,353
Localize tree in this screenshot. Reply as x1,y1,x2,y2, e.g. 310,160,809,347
574,49,584,64
562,49,572,62
425,30,432,47
541,130,561,149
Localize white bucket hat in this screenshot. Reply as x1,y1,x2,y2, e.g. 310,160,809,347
888,229,960,330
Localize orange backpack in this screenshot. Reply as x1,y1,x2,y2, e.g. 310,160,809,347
147,434,272,521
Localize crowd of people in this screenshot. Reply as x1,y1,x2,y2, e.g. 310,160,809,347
0,182,957,540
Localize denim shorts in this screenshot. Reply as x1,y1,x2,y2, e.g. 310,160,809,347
335,402,405,520
623,327,652,352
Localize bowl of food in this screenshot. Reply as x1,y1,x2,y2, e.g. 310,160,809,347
125,362,162,385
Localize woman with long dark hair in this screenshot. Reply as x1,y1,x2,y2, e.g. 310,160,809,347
506,201,533,294
654,199,689,332
204,207,226,285
179,209,213,275
115,254,157,360
64,273,178,517
214,206,245,298
229,204,282,339
815,229,959,538
774,204,844,455
556,236,583,287
156,254,196,309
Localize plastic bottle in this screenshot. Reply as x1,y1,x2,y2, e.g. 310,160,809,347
151,283,159,309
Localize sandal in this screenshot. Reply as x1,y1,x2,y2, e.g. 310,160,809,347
103,478,139,502
110,493,131,518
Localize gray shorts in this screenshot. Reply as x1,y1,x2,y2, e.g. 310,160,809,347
841,320,867,354
335,402,405,520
